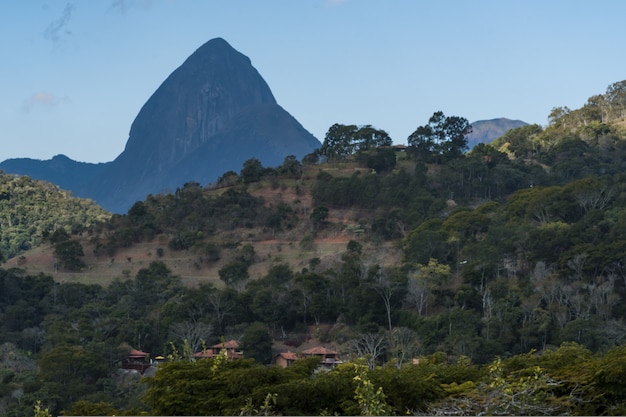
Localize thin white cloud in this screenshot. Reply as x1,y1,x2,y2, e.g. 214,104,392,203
22,92,69,112
44,2,76,42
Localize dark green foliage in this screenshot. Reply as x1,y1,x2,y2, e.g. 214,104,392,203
53,239,85,271
312,170,381,208
240,322,273,364
216,170,240,187
0,270,54,343
202,242,221,263
133,261,183,304
102,180,268,254
264,202,295,233
240,158,265,184
403,219,451,264
219,259,250,291
319,123,358,160
492,123,543,158
168,230,199,250
407,111,471,162
279,155,303,179
47,228,70,244
61,401,120,416
309,206,329,230
371,209,404,240
144,350,626,416
362,147,397,172
320,124,392,161
38,345,108,408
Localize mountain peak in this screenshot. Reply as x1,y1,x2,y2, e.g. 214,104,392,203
96,37,319,212
466,118,528,148
0,38,320,213
122,37,278,161
183,37,255,74
196,37,238,53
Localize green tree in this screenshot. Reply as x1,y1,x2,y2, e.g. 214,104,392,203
320,123,358,160
38,345,108,409
310,206,329,231
240,322,273,364
361,148,397,173
48,228,70,244
353,125,392,151
492,123,543,158
219,260,250,292
406,258,452,316
403,219,451,264
351,362,392,415
605,79,626,121
279,155,303,179
217,170,240,187
293,272,333,325
240,158,265,184
61,400,120,416
53,239,85,271
320,124,391,161
407,111,471,162
33,401,53,417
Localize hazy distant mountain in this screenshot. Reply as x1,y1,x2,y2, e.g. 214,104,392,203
0,154,110,193
0,38,320,213
466,118,529,149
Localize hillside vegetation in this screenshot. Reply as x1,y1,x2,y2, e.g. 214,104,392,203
0,173,110,261
2,80,626,416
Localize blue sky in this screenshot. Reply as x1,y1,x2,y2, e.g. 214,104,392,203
1,0,625,163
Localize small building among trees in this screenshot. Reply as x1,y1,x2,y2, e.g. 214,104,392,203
273,351,298,368
211,340,243,359
122,348,151,374
301,346,342,367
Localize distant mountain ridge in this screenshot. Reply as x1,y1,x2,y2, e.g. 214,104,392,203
0,154,110,194
0,38,320,213
466,118,529,148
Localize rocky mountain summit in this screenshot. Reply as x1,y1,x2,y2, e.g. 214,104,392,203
1,38,320,213
465,118,529,149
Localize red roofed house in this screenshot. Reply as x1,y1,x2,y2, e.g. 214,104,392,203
301,346,341,367
274,351,298,368
211,340,243,359
193,350,214,359
123,348,151,373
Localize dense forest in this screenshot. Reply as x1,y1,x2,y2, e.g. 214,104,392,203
2,80,626,415
0,175,110,261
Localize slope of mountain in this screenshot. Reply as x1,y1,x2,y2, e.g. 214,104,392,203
0,38,320,214
466,118,529,148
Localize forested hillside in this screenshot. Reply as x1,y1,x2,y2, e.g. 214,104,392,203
2,80,626,416
0,174,110,260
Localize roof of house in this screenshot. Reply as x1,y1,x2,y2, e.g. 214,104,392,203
128,348,149,358
212,340,239,349
302,346,338,355
277,351,298,360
